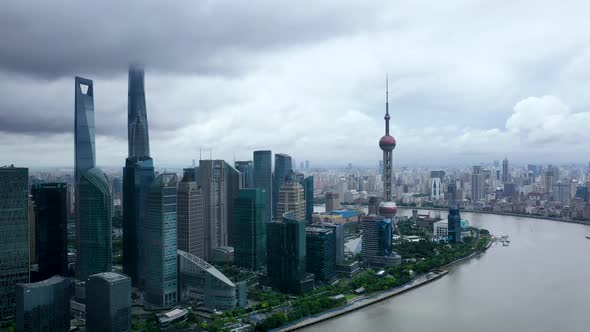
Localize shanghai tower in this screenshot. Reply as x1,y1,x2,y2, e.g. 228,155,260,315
128,66,150,157
123,66,154,287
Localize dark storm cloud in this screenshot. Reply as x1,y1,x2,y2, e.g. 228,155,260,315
0,0,383,79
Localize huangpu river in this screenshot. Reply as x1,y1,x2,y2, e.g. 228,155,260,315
307,208,590,332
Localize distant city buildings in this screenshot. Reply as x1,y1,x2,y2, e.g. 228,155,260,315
325,191,340,212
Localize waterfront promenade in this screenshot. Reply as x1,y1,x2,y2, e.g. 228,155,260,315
275,270,448,332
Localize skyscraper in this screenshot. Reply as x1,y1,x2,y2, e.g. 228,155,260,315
16,276,72,332
143,174,178,307
235,160,254,189
277,172,306,223
253,150,272,223
266,212,314,294
127,66,150,158
177,172,204,258
0,166,30,320
273,153,292,219
306,226,336,283
303,176,314,224
28,197,36,266
74,77,96,184
471,166,485,202
31,183,68,281
447,206,462,243
502,157,510,183
378,78,398,219
123,66,155,287
361,215,400,267
234,188,267,271
199,160,240,260
78,168,113,280
325,192,340,212
86,272,131,332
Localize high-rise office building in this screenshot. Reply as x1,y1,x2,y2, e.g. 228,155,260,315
305,160,309,171
123,66,155,287
122,158,154,286
127,66,150,158
471,166,485,202
448,206,462,243
177,172,204,258
74,77,96,184
273,153,292,219
253,150,272,223
0,166,30,320
16,276,72,332
303,176,314,224
266,212,314,294
86,272,131,332
361,215,400,267
31,183,68,281
306,226,336,283
235,160,254,189
199,160,240,260
77,168,113,280
325,192,340,212
234,189,267,271
502,157,510,183
143,174,178,308
431,177,442,200
28,197,36,265
277,172,306,223
378,78,398,219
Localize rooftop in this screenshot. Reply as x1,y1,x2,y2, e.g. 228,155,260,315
90,272,129,283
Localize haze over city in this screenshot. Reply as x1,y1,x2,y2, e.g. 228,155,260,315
2,0,590,167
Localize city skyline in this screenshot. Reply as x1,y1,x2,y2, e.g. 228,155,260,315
2,1,590,167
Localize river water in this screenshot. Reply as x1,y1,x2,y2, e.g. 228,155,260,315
306,208,590,332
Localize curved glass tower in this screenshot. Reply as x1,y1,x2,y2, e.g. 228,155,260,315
78,168,113,280
127,66,150,158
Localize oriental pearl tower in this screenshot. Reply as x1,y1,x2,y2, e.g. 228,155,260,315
378,77,398,219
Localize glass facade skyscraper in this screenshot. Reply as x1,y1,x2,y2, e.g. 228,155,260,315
273,153,292,219
78,168,113,280
266,211,314,294
143,174,178,308
127,66,150,158
0,166,30,320
253,150,272,223
234,188,266,271
122,158,154,286
303,176,314,224
306,226,336,282
16,276,72,332
361,215,400,267
74,76,96,183
448,206,462,243
31,183,68,281
123,66,155,286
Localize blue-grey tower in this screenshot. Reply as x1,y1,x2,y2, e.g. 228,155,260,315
273,153,292,219
127,66,150,158
123,66,155,287
253,151,272,223
74,77,96,184
378,77,398,219
143,174,178,308
78,168,113,280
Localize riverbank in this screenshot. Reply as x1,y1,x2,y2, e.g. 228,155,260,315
275,270,448,332
274,237,492,332
398,206,590,226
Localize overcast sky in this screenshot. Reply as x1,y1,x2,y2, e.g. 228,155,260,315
2,0,590,168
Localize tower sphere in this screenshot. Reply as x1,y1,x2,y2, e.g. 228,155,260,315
379,135,396,151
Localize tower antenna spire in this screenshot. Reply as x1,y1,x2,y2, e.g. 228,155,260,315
384,74,390,135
